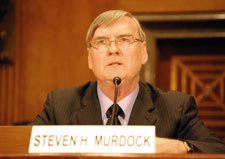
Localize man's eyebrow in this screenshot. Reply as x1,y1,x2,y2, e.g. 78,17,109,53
117,34,133,37
92,34,133,40
92,36,108,40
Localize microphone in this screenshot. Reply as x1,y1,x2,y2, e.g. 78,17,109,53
110,77,122,125
113,77,121,85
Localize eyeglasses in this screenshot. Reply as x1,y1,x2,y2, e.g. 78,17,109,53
90,35,143,52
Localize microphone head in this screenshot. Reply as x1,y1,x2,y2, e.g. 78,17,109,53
113,77,121,85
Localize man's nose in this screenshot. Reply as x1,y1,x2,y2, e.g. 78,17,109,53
108,41,120,55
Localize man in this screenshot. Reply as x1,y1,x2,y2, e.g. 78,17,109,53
30,10,225,153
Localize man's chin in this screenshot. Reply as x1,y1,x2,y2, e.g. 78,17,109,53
109,74,124,80
95,72,125,81
97,75,124,83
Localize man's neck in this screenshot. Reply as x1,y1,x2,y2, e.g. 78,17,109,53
97,77,139,102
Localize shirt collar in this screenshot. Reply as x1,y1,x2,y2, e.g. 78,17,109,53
97,83,139,124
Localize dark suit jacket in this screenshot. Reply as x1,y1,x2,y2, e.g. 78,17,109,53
30,81,225,153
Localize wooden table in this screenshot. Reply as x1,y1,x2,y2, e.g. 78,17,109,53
0,126,224,159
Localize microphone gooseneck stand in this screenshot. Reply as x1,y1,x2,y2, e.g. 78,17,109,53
110,77,122,125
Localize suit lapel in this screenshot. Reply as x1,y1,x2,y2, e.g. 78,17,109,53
128,82,158,125
76,82,103,125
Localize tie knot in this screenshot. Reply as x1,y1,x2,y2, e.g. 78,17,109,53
106,104,125,119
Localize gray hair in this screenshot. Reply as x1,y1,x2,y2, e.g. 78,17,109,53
86,10,146,48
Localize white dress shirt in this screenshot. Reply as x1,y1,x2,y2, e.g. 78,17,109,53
97,83,139,125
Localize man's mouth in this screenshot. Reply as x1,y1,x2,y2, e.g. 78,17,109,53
108,62,122,66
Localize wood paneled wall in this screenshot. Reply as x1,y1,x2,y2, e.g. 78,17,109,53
118,0,225,13
0,0,225,125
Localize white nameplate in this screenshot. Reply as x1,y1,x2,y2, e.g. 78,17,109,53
29,126,155,153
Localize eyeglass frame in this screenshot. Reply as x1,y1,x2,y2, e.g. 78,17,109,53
89,35,144,51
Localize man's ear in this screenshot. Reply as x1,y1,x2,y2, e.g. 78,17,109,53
87,48,93,70
141,41,148,64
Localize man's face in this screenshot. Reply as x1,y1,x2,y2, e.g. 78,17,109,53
87,16,148,83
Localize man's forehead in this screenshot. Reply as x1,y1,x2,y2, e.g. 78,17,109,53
93,17,139,38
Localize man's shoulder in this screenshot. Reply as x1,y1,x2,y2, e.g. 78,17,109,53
140,81,191,102
140,82,195,113
49,81,96,98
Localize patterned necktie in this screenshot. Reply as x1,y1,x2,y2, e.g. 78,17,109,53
106,104,125,125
